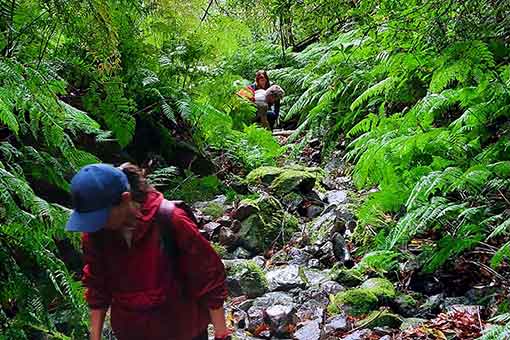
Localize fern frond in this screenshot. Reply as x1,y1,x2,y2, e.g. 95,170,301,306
350,77,396,111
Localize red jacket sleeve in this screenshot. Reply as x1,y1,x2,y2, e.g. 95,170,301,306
81,233,111,309
170,207,227,309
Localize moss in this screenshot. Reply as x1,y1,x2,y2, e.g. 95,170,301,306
244,165,324,195
360,278,396,300
328,288,379,316
355,310,403,329
211,242,227,258
228,260,268,298
330,265,364,287
245,166,283,184
238,195,299,251
201,202,225,219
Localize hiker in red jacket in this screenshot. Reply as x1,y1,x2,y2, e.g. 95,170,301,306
66,163,231,340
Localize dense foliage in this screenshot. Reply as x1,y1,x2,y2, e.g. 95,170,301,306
1,0,509,338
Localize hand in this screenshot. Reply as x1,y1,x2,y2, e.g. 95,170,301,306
214,328,232,340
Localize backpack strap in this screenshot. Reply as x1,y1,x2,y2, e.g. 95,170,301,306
156,199,199,259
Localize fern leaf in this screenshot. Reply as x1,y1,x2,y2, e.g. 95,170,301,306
0,96,19,134
350,77,396,111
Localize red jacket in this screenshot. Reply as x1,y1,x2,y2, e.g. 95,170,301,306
81,191,227,340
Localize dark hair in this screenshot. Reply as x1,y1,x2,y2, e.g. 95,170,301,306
118,163,153,203
255,70,270,90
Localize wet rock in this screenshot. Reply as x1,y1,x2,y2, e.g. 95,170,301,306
319,241,336,265
246,292,295,334
232,203,255,221
227,260,268,298
217,215,232,227
399,317,427,331
310,210,336,242
305,204,324,218
420,294,444,316
324,314,349,333
335,208,356,233
252,256,266,268
231,219,242,233
233,247,252,259
294,320,321,340
266,265,305,292
303,245,320,256
340,329,372,340
321,281,345,295
264,304,297,336
445,304,482,315
296,299,325,323
332,233,352,266
304,269,330,286
393,294,419,317
297,286,329,306
203,222,221,239
219,227,239,249
288,248,313,266
308,259,321,269
327,190,348,205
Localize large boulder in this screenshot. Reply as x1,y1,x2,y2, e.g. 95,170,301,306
244,165,324,195
328,278,396,317
266,265,306,292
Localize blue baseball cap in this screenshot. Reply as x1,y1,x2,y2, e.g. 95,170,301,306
66,164,129,232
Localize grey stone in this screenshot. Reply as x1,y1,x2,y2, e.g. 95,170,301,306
296,299,325,323
327,190,348,205
304,269,330,286
217,215,232,227
308,259,321,268
252,256,266,268
247,292,295,334
233,247,252,259
321,281,345,295
399,317,427,331
288,248,313,266
266,265,305,291
340,329,372,340
319,241,336,265
306,204,324,218
264,304,297,336
219,227,238,248
294,320,321,340
446,304,482,315
324,314,349,333
420,294,444,316
203,222,221,238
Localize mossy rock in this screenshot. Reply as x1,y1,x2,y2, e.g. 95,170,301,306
330,265,364,287
228,260,268,298
200,202,225,219
355,310,403,329
245,165,324,195
238,195,299,252
360,278,396,300
328,288,379,316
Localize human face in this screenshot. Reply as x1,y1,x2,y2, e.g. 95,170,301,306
103,192,139,230
256,74,268,89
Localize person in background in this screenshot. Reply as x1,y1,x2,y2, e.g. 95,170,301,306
257,84,284,130
66,163,231,340
248,70,271,92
